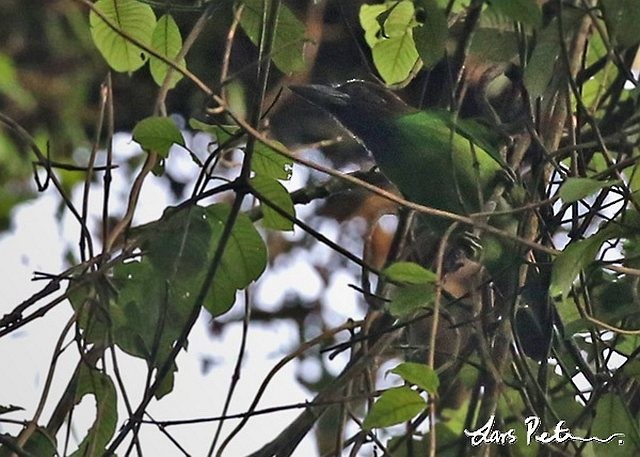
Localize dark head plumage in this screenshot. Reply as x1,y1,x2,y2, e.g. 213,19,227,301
290,80,414,152
290,80,410,116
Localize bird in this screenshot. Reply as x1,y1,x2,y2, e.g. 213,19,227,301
289,81,555,364
289,80,516,274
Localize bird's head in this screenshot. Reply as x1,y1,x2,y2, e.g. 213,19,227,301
290,80,408,114
289,80,413,146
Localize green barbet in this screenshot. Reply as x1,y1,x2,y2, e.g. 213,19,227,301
290,81,552,361
290,80,515,272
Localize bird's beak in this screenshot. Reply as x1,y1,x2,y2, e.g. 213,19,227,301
289,84,350,108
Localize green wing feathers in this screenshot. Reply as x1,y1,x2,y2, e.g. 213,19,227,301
378,111,504,219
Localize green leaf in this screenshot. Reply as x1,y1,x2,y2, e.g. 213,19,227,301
111,259,178,361
363,386,426,430
155,361,178,399
581,33,616,113
587,152,612,176
588,271,637,318
149,14,185,88
390,362,439,393
549,384,584,426
143,206,212,277
201,204,268,315
561,317,591,337
469,7,521,63
554,296,584,335
559,177,620,203
470,27,519,62
371,31,419,85
239,0,307,73
374,4,395,36
616,334,640,356
70,366,117,457
26,428,57,456
369,1,420,84
524,38,560,99
489,0,542,28
151,157,165,176
90,0,156,72
138,204,268,316
253,141,293,180
132,116,185,157
360,3,388,48
109,258,187,398
384,261,437,284
225,79,249,120
68,278,111,346
550,234,606,298
387,283,435,317
250,175,295,231
0,426,56,457
623,360,640,379
601,0,640,47
592,393,640,454
524,9,585,98
412,0,447,67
